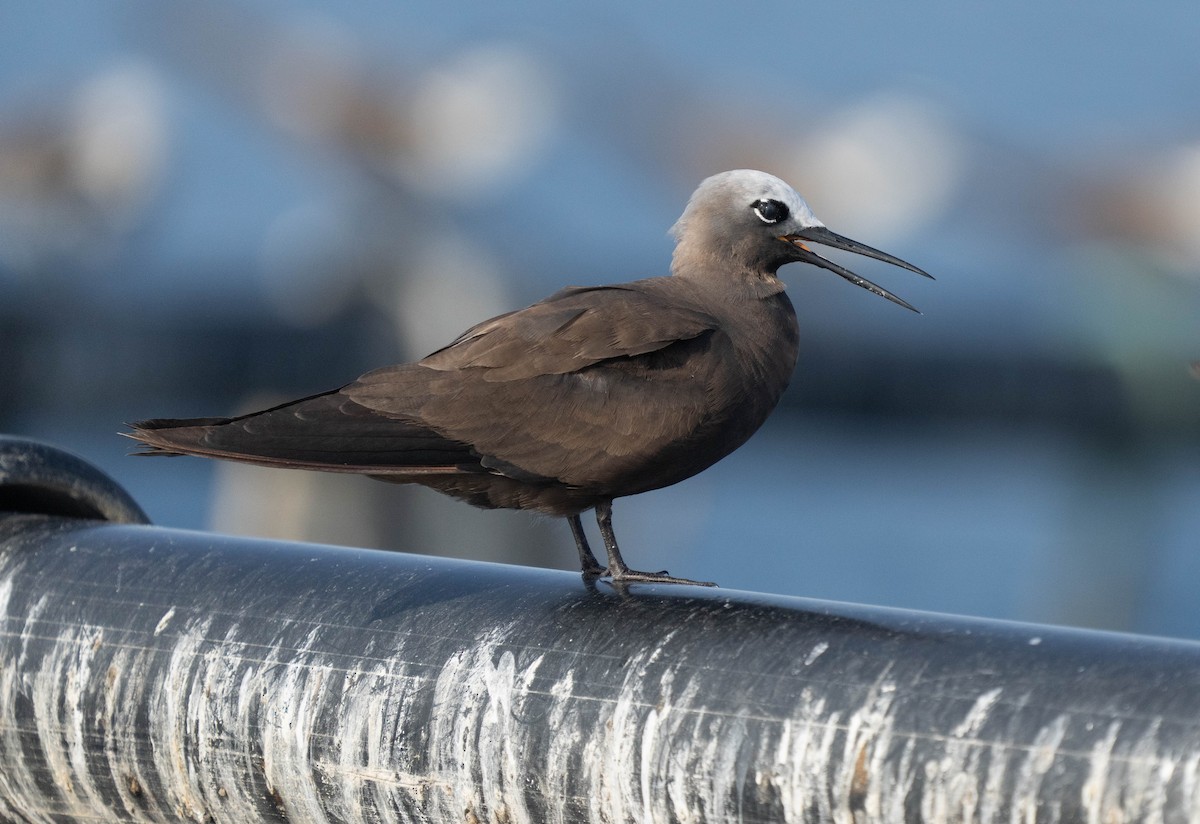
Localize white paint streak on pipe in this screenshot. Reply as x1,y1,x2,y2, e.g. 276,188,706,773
921,686,1004,823
978,690,1025,824
951,688,1002,740
600,653,641,823
591,628,684,824
639,665,689,824
664,675,711,823
328,648,426,821
328,655,371,820
154,614,215,821
197,625,265,823
154,606,175,636
423,624,553,822
1116,721,1168,824
803,641,829,667
883,735,918,824
428,634,489,820
1136,723,1172,824
64,624,108,817
706,710,749,824
773,690,839,822
480,647,541,824
1181,753,1200,821
1013,713,1069,824
836,679,898,823
29,592,90,820
542,669,578,824
640,706,663,823
258,626,332,824
347,657,393,818
0,566,44,824
101,609,164,819
1082,720,1120,824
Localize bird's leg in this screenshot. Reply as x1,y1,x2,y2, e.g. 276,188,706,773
568,514,606,577
594,501,716,587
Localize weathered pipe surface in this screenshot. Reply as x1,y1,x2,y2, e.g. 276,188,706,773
3,520,1200,823
1,444,1200,822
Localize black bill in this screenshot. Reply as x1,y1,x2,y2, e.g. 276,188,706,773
781,225,933,313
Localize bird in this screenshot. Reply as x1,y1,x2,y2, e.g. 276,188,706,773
126,169,931,587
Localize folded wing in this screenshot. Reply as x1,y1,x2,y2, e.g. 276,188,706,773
129,280,728,493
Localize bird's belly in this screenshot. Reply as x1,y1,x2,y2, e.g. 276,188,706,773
586,359,791,498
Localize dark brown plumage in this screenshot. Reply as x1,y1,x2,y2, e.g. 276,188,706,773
127,170,930,586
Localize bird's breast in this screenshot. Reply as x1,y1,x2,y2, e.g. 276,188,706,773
602,290,798,497
719,291,800,414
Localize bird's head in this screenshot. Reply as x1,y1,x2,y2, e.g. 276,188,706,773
670,169,932,311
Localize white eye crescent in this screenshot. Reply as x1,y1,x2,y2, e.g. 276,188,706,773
752,199,790,224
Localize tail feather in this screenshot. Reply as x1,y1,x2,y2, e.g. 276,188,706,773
123,417,233,456
124,391,483,475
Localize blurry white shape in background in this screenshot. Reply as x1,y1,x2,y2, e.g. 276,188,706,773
379,228,512,359
1142,144,1200,276
257,14,557,199
403,44,557,197
70,62,169,228
0,61,167,271
258,14,366,146
258,198,513,345
1072,141,1200,281
786,94,965,244
209,454,385,549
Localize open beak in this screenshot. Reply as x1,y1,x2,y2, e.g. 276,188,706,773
780,225,933,313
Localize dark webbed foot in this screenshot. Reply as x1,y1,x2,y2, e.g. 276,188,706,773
593,501,718,588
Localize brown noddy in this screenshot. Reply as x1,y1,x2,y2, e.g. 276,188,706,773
126,169,931,587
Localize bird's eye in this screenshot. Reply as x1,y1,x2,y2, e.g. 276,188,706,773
752,199,789,224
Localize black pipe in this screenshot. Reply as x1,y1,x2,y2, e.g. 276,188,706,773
0,435,148,525
1,436,1199,823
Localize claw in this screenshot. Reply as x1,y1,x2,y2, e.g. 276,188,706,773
607,569,717,587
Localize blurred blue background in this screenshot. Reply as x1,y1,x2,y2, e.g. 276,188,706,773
2,1,1198,636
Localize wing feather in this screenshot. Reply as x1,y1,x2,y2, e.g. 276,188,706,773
418,283,718,379
347,280,738,491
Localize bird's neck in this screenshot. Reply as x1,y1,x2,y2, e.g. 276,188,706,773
670,255,787,300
